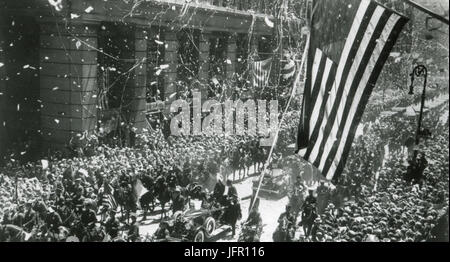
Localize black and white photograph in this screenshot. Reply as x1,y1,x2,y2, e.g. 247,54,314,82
0,0,448,244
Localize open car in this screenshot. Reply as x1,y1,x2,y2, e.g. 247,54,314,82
252,168,289,199
152,202,230,242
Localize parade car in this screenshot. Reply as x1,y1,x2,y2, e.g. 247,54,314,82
154,204,228,242
252,168,289,199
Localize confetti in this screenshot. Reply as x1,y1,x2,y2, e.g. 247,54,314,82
155,40,164,45
75,40,82,49
85,6,94,13
264,16,274,28
54,119,60,124
48,0,63,11
159,64,169,69
0,62,4,68
71,13,80,19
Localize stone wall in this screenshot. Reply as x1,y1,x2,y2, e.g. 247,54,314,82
39,22,98,149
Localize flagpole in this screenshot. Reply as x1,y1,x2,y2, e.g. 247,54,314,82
249,33,310,212
401,0,449,25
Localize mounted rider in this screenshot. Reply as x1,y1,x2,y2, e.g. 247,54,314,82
303,189,317,211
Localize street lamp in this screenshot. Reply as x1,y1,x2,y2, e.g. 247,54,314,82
408,64,428,148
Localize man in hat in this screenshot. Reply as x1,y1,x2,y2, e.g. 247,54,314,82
276,205,296,241
22,201,37,231
316,181,329,215
171,187,186,214
13,203,25,227
127,213,139,242
225,195,242,238
45,207,62,234
80,202,97,230
104,210,120,239
303,189,317,211
226,179,238,199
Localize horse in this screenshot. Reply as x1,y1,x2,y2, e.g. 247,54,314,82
113,184,137,223
300,204,317,239
153,176,171,219
139,191,156,221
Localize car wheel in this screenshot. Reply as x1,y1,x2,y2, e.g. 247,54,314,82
193,229,205,242
204,217,216,237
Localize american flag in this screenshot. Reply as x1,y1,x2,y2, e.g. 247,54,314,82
297,0,408,182
251,57,272,89
101,183,118,211
281,57,297,81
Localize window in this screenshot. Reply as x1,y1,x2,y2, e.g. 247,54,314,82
177,29,200,86
257,35,273,60
236,33,250,86
146,27,165,103
98,22,135,109
209,33,228,79
208,32,229,98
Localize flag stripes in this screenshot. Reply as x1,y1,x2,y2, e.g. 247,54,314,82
298,0,408,181
281,58,296,80
102,193,118,211
251,58,272,89
101,183,117,211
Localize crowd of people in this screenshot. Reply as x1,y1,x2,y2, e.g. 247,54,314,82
270,98,449,242
0,81,448,242
0,121,271,241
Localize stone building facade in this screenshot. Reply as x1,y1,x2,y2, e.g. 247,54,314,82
0,0,303,160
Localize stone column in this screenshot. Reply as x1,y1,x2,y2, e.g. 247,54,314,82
129,26,148,133
39,21,99,149
163,31,178,113
199,31,211,100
